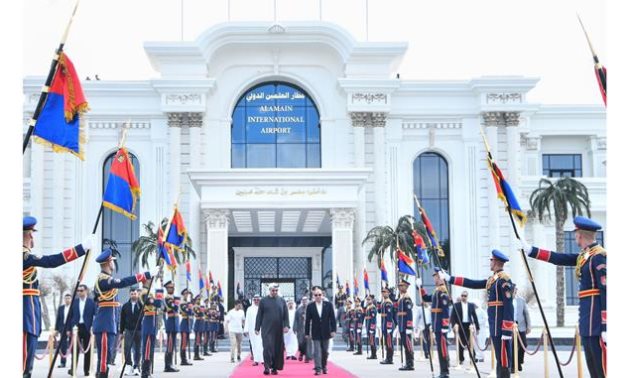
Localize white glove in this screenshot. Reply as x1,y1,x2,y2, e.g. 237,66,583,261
415,277,422,288
520,239,532,254
150,266,161,279
439,270,451,282
601,331,607,343
502,335,512,341
81,234,97,251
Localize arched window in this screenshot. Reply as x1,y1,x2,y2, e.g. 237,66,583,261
413,152,450,291
102,151,140,295
231,82,321,168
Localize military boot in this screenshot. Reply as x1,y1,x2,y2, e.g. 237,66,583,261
193,345,204,360
141,360,151,378
180,349,193,366
353,342,362,355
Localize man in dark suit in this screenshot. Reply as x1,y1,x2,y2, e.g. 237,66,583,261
450,290,480,365
305,286,336,375
69,284,96,376
120,287,142,375
55,293,72,368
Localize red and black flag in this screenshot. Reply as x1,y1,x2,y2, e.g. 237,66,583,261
578,15,606,106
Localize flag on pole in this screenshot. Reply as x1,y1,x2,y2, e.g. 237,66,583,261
102,147,141,220
363,268,370,293
411,229,429,265
209,271,214,285
380,260,388,284
353,275,359,297
482,133,527,227
416,200,445,257
32,53,89,159
336,274,341,290
217,281,223,298
185,260,192,282
345,281,350,294
157,225,177,270
397,249,416,276
577,15,607,106
204,273,210,295
198,269,205,292
164,207,187,251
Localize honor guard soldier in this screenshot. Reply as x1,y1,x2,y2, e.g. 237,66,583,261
22,216,94,378
163,280,180,372
179,289,193,366
208,303,221,353
141,286,164,378
204,300,212,355
440,249,514,378
344,300,355,351
92,249,155,378
192,297,206,360
379,286,396,364
397,278,415,371
335,286,348,329
353,298,365,355
364,294,378,359
418,269,451,378
522,216,607,378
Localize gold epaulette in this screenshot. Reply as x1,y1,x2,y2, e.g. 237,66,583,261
434,285,448,293
497,271,511,281
590,245,607,256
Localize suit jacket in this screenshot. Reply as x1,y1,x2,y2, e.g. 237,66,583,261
451,301,480,330
119,300,142,333
55,305,70,333
70,297,96,330
304,301,336,341
513,297,531,332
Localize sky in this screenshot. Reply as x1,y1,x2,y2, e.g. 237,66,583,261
22,0,606,105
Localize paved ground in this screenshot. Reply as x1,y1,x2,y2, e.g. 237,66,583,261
33,339,581,377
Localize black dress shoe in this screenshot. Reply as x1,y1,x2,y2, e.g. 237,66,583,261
398,366,414,371
379,360,393,365
366,355,377,360
322,368,328,374
180,361,193,366
271,369,278,375
314,371,321,376
263,369,270,375
164,367,180,372
253,362,259,366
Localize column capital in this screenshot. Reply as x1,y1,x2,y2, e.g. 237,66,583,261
204,209,230,229
521,135,541,151
481,111,503,127
370,112,388,128
350,112,369,128
167,112,184,128
504,112,521,127
589,135,607,151
167,112,204,128
330,208,355,229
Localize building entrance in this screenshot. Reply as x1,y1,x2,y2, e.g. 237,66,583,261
243,257,311,301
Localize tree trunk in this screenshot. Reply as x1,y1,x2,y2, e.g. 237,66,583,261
555,215,567,327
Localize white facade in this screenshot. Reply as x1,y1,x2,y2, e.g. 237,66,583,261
23,22,605,327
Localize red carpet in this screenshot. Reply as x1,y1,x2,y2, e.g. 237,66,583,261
230,354,357,378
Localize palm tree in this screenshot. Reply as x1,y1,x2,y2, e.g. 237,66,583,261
529,176,591,327
131,218,196,269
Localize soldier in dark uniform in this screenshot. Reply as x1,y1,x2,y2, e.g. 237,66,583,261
163,280,180,372
522,216,607,378
397,279,414,371
209,303,221,353
140,286,164,378
178,288,193,366
203,299,212,355
353,298,365,355
441,249,515,378
334,286,347,336
343,299,354,351
22,216,94,378
92,249,154,378
419,269,451,378
192,297,205,360
379,286,396,365
364,294,378,359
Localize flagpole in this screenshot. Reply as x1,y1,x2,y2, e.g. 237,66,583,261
394,244,403,367
413,258,435,375
23,0,81,153
479,128,564,378
410,203,481,378
576,14,606,105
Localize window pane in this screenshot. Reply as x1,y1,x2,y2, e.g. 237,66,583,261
246,106,276,144
277,144,306,168
307,144,321,168
246,144,276,168
231,108,246,143
306,108,321,143
232,144,246,168
276,106,306,143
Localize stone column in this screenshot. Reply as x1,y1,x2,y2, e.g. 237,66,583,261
372,113,387,225
167,113,183,204
482,112,501,250
350,113,367,284
205,209,230,300
350,112,367,167
331,208,355,294
521,135,541,176
187,113,203,286
589,136,606,177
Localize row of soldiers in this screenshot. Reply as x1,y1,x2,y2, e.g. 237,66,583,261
332,215,607,378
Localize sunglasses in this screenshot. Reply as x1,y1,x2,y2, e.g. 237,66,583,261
314,294,322,297
461,295,467,297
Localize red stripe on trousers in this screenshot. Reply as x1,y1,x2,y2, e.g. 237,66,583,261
100,333,107,373
600,338,607,377
501,340,508,368
145,337,151,360
182,333,187,349
23,332,27,373
441,335,447,358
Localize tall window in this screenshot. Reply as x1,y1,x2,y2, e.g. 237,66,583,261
231,82,321,168
102,151,140,302
542,154,582,177
413,152,450,292
564,231,604,305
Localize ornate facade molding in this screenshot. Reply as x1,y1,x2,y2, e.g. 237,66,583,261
521,135,541,151
480,111,520,127
88,121,150,129
351,93,388,105
350,112,388,128
204,209,230,229
350,112,368,128
486,93,523,104
371,112,387,128
164,93,202,106
330,208,355,229
504,112,521,127
596,137,606,150
167,112,204,128
402,122,462,130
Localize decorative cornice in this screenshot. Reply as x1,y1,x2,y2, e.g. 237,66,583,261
371,112,387,128
521,135,541,151
167,112,203,128
402,122,462,130
350,112,368,128
89,121,151,129
204,209,230,229
330,208,355,229
165,93,202,106
504,112,521,127
486,93,523,104
350,112,388,128
351,93,388,105
480,111,520,127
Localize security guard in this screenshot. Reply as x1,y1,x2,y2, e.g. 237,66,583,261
364,294,378,360
208,302,221,353
353,298,365,355
396,278,414,371
179,288,193,366
92,249,154,378
22,216,94,378
141,286,164,378
379,287,396,364
344,299,355,352
418,269,451,378
192,297,205,360
440,249,514,378
521,216,606,378
163,280,180,372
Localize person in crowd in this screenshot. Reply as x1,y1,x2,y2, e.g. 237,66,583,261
55,293,73,369
450,290,480,365
305,286,336,375
284,299,299,360
69,284,96,376
255,283,290,375
119,287,142,375
511,285,531,373
244,295,264,365
225,300,246,363
294,296,312,363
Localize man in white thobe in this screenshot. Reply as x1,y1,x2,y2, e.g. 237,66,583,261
284,299,299,359
244,295,264,365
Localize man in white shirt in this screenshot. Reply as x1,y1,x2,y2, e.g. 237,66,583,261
284,299,299,360
225,301,246,363
451,291,480,365
244,295,264,366
414,301,432,360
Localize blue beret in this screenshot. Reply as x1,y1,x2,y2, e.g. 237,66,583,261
95,248,116,264
491,249,509,262
23,216,37,231
433,267,442,275
573,216,602,232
